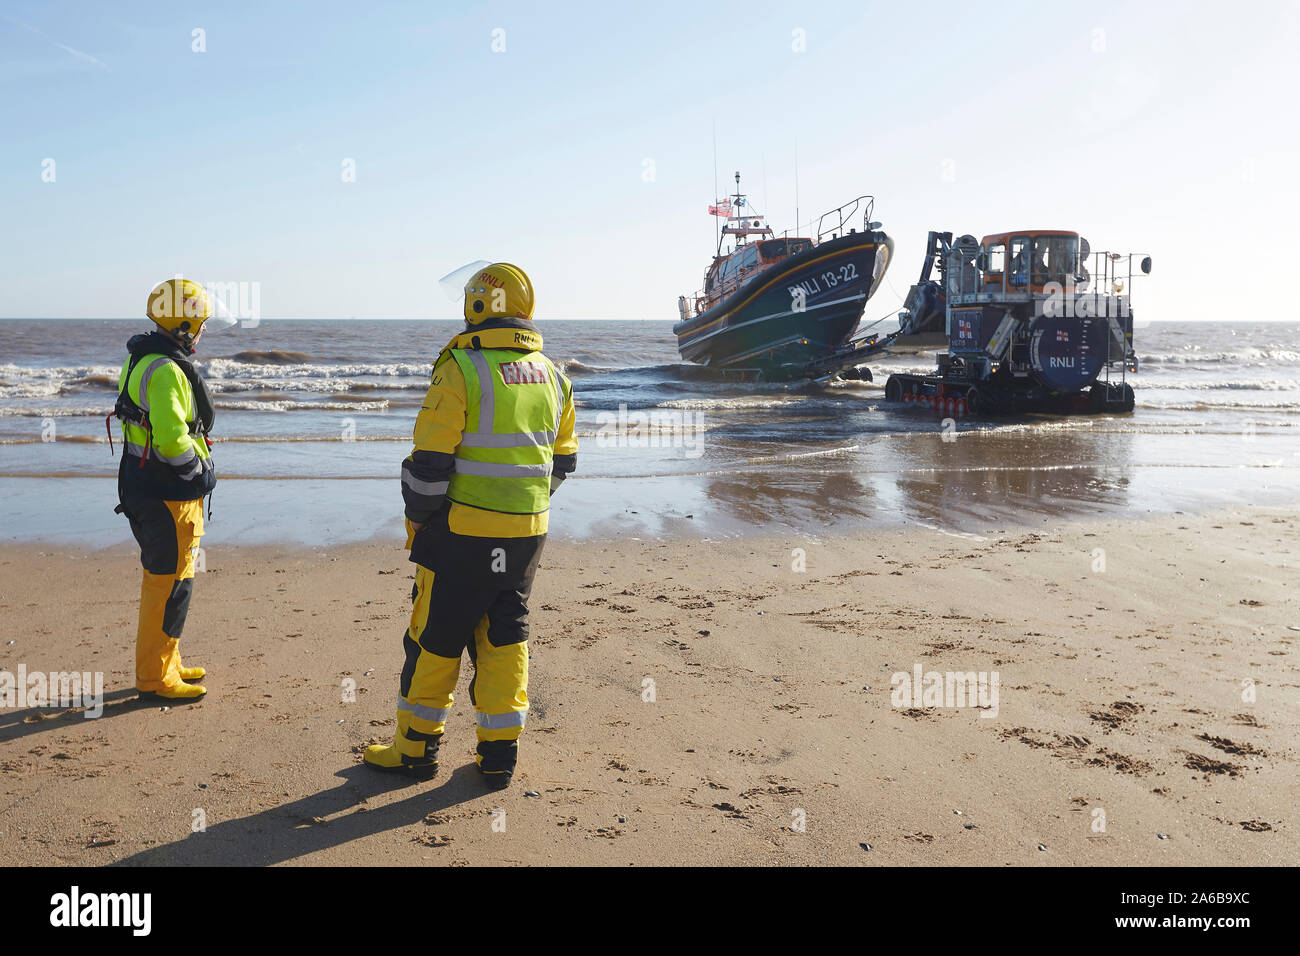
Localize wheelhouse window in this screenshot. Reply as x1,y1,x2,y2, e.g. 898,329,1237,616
1009,237,1030,286
759,239,788,260
715,244,765,290
985,242,1005,276
1031,235,1079,286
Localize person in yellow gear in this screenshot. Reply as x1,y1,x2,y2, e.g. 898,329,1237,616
113,278,233,702
364,262,577,789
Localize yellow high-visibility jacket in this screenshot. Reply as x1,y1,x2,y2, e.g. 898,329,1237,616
401,323,577,539
116,332,215,501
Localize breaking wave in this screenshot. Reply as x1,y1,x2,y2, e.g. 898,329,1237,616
215,399,391,413
655,396,804,410
1137,379,1300,391
226,349,317,364
1140,347,1300,366
200,358,432,379
0,381,66,399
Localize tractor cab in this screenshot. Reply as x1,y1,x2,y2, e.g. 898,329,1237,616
980,230,1083,295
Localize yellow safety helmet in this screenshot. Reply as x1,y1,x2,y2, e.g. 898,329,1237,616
146,278,217,345
463,262,534,325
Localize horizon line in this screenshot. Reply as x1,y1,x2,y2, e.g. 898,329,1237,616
0,316,675,322
0,317,1293,324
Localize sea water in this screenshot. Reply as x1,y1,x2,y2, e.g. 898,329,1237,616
1,319,1297,544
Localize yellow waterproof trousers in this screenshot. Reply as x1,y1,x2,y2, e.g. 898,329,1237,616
397,565,529,755
126,498,204,692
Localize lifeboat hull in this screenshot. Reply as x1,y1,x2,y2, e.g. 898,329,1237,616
673,231,894,380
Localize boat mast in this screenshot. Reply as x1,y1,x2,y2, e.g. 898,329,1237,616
712,120,720,258
733,171,743,246
711,169,776,261
720,171,772,253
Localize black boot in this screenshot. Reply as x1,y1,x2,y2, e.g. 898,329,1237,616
476,739,517,790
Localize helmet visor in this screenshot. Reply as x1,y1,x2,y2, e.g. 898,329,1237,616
438,260,492,302
203,294,240,333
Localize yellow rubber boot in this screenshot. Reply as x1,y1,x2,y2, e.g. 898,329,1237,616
364,597,458,779
140,680,207,702
179,663,206,681
130,499,205,699
364,708,440,778
135,575,185,692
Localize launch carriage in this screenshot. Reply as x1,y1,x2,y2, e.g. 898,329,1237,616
886,230,1149,415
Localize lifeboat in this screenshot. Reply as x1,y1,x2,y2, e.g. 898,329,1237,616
674,173,895,381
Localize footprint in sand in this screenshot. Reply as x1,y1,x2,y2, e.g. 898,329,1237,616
1181,751,1245,777
1194,734,1267,757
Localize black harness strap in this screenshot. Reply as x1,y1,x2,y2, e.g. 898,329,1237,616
110,352,152,464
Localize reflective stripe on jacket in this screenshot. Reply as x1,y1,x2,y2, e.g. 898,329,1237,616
445,347,563,517
401,323,577,542
118,353,211,481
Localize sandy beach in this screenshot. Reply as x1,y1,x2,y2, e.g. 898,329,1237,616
1,506,1294,867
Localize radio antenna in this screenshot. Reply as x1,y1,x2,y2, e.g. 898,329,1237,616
712,119,720,252
794,136,800,236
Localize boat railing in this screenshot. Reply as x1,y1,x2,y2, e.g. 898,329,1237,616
676,286,711,319
816,195,875,243
943,241,1152,307
1082,250,1152,299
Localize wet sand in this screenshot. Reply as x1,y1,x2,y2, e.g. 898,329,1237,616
0,507,1295,866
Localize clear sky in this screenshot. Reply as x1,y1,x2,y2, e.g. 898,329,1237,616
2,0,1297,321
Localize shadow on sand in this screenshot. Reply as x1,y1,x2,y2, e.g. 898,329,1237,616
0,690,170,745
109,763,490,866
